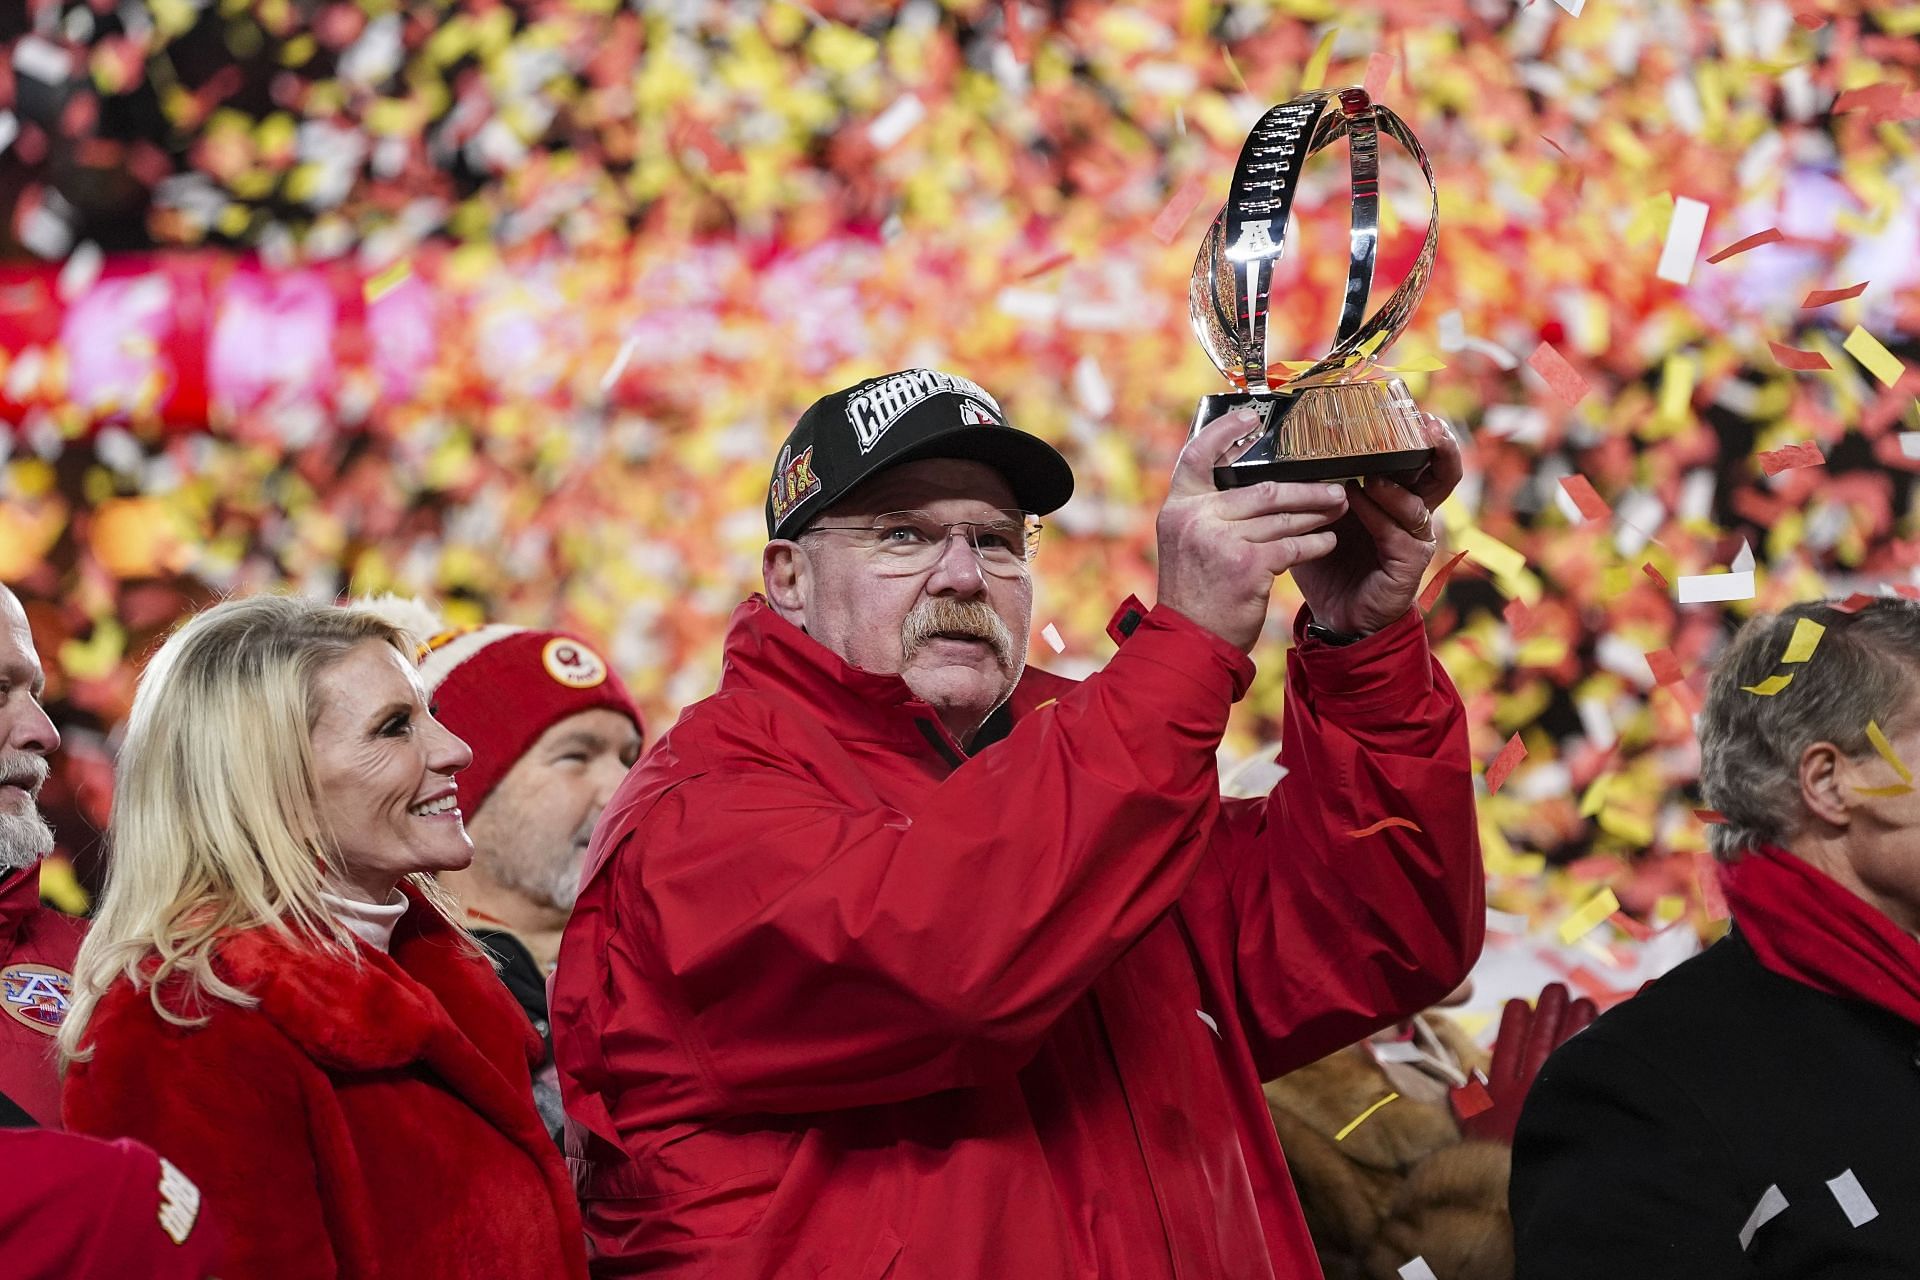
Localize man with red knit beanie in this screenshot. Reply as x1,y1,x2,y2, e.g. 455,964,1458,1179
381,604,644,1144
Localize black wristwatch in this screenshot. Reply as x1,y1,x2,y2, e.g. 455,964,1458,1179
1304,620,1365,647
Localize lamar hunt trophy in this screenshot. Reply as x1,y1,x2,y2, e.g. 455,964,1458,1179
1189,85,1439,487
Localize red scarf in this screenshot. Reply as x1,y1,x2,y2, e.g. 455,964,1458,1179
1719,844,1920,1028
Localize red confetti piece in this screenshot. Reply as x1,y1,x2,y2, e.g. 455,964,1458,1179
1485,733,1527,794
1565,965,1618,1001
1693,808,1727,824
1503,598,1533,635
1642,563,1670,590
1768,341,1832,372
1558,474,1612,521
1017,251,1073,281
1002,0,1030,64
1757,440,1825,476
1835,83,1902,114
1454,1076,1493,1119
1894,585,1920,602
1417,549,1470,612
1830,592,1878,614
1803,281,1868,308
1792,6,1828,28
1151,174,1209,246
1706,227,1783,264
1610,910,1653,942
1526,341,1589,406
1363,50,1396,102
1646,648,1685,686
1346,816,1424,838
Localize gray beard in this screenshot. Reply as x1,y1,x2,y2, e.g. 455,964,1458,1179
0,808,54,872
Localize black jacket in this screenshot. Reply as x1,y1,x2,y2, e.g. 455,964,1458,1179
472,926,564,1148
1510,928,1920,1277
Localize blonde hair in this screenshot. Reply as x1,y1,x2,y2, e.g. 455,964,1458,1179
61,594,468,1064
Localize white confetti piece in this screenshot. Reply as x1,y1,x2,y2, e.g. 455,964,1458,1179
1371,1039,1426,1063
1739,1185,1789,1251
1195,1009,1221,1037
1827,1169,1878,1228
1899,433,1920,460
868,95,926,149
599,335,640,395
1486,907,1530,934
57,241,103,303
1072,355,1113,419
0,112,17,158
1657,196,1710,285
1399,1258,1440,1280
1676,570,1755,604
1040,623,1065,654
12,35,74,85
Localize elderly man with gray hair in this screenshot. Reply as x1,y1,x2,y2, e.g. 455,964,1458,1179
1511,596,1920,1277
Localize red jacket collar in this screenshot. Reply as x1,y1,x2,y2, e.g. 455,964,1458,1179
210,880,541,1077
718,596,1074,758
0,863,44,949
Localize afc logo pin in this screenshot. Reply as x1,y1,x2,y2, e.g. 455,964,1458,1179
2,963,73,1035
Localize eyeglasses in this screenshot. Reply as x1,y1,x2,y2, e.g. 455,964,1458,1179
799,509,1042,578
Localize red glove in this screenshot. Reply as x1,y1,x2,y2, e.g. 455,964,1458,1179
1451,981,1597,1145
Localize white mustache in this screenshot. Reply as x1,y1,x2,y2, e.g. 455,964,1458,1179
901,599,1016,669
0,752,49,795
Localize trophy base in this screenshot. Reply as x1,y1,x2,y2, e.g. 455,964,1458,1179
1192,378,1434,489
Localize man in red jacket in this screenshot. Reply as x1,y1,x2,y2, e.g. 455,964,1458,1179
553,368,1484,1278
0,584,81,1127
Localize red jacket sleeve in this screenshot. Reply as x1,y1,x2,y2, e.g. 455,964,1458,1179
63,996,338,1280
600,608,1253,1116
1194,607,1485,1081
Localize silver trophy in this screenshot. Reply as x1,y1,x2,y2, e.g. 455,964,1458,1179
1189,85,1439,487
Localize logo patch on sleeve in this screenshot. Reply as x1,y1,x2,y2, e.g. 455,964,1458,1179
157,1158,203,1245
542,637,609,690
2,963,73,1035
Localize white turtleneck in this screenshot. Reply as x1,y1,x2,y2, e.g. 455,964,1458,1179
320,887,410,954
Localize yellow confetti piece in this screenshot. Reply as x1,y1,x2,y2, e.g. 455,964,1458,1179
1301,28,1339,93
1782,618,1825,664
1855,784,1915,797
37,854,89,916
365,260,413,304
1558,886,1620,946
1333,1091,1400,1141
1657,352,1695,424
1844,326,1907,389
1741,673,1793,696
1866,720,1913,783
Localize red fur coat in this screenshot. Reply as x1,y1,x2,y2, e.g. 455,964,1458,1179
63,884,588,1280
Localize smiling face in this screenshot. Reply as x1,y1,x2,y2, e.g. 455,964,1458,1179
308,640,475,903
763,458,1034,745
463,707,642,916
0,588,58,871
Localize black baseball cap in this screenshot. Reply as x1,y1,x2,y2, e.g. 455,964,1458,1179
765,368,1076,540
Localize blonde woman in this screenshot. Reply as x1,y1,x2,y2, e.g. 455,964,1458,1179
60,596,588,1280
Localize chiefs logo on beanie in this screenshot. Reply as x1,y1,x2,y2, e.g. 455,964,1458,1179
413,624,644,819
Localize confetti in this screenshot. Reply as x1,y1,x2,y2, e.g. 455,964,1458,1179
1844,326,1907,389
1642,563,1671,590
1550,0,1586,15
1040,622,1065,653
1398,1259,1440,1280
1706,227,1783,264
1452,1076,1493,1119
1768,342,1832,372
1485,733,1527,794
1803,282,1868,308
1558,475,1611,522
1757,441,1824,476
1827,1170,1878,1229
1346,817,1424,838
1646,649,1685,686
1831,594,1879,614
1739,1185,1789,1251
363,260,411,303
1558,886,1621,945
868,95,926,150
1834,83,1902,115
1417,549,1470,612
1656,197,1709,285
1781,618,1825,663
1195,1008,1221,1038
1300,28,1339,93
1693,808,1727,824
1151,174,1209,247
1333,1091,1400,1141
1740,674,1793,696
1526,341,1589,406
